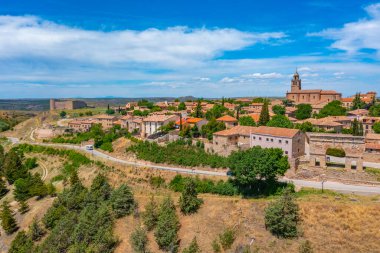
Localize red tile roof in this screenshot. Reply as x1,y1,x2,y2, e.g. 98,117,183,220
214,125,300,138
217,115,238,122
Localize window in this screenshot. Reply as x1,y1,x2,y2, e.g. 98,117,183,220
266,138,269,141
271,139,273,142
285,151,288,154
285,140,289,144
279,140,282,143
259,137,261,140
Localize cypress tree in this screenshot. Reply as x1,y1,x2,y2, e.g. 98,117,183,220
3,149,27,184
0,177,8,197
9,231,33,253
195,100,203,118
259,100,270,126
1,200,18,234
179,179,203,215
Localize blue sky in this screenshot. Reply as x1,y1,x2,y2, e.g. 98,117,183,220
0,0,380,98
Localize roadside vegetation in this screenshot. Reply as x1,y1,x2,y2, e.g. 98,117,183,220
50,124,129,152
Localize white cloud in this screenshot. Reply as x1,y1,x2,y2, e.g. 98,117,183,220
309,3,380,57
242,72,283,79
0,15,286,67
298,67,312,72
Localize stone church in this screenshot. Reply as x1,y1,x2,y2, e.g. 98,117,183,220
286,71,342,104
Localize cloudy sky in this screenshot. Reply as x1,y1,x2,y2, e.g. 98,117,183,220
0,0,380,98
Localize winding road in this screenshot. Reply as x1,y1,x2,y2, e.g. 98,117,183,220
6,137,380,195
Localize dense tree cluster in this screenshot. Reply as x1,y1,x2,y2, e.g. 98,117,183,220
317,101,346,118
9,173,136,252
295,104,312,120
238,116,256,126
369,104,380,117
201,119,226,140
272,105,286,115
267,115,294,129
127,140,228,168
373,122,380,134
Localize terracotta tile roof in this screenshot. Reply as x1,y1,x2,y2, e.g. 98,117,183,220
251,103,264,106
214,125,300,138
320,90,341,94
366,133,380,141
114,120,123,125
187,118,204,123
247,113,260,122
143,114,177,122
341,98,353,102
288,89,322,94
95,114,117,120
297,118,343,127
217,115,238,122
365,143,380,150
348,109,369,116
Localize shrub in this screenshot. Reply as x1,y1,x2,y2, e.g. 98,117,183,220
212,239,221,253
24,157,38,170
1,200,18,234
29,218,45,241
326,147,346,157
264,189,300,238
179,179,203,215
299,240,314,253
183,237,201,253
130,227,148,253
218,228,236,250
149,176,166,188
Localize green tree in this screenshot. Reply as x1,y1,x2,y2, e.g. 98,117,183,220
295,122,313,132
179,179,203,215
264,189,300,238
267,115,293,128
59,111,67,118
272,105,286,115
369,104,380,117
18,199,29,214
318,101,346,118
239,116,256,126
154,196,180,252
183,237,201,253
295,104,312,120
218,228,235,250
228,146,289,190
110,184,135,218
29,217,45,241
252,97,265,103
130,227,149,253
9,231,33,253
194,100,203,118
0,144,4,174
352,93,365,110
1,200,18,234
178,102,186,111
205,104,228,120
142,196,158,231
211,239,221,253
201,119,226,140
373,122,380,134
3,149,27,184
352,118,364,136
24,157,38,170
259,101,270,126
106,108,115,115
0,177,8,197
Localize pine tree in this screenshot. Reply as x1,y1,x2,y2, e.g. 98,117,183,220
3,149,26,184
154,196,180,252
29,217,45,241
264,189,300,238
1,200,18,234
0,177,8,197
259,100,270,126
142,196,158,231
179,179,203,215
110,184,135,218
9,231,33,253
0,144,4,175
183,237,201,253
130,227,148,253
18,199,29,214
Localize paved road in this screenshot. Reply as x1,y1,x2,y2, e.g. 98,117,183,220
6,137,380,195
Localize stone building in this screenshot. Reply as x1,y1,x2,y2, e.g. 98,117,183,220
50,99,87,111
286,71,342,104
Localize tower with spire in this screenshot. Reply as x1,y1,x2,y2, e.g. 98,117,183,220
291,69,301,92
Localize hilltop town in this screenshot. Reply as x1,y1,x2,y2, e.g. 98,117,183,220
1,71,380,253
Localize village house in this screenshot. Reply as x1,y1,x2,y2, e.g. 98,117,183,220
362,116,380,134
347,109,369,118
216,115,238,129
141,114,179,137
175,117,208,130
296,118,344,133
94,114,117,129
211,126,305,168
68,120,94,132
365,133,380,153
125,102,138,110
119,115,143,133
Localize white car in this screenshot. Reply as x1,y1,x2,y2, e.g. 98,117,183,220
85,145,94,151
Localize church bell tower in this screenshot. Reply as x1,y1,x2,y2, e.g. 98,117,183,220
291,69,301,92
